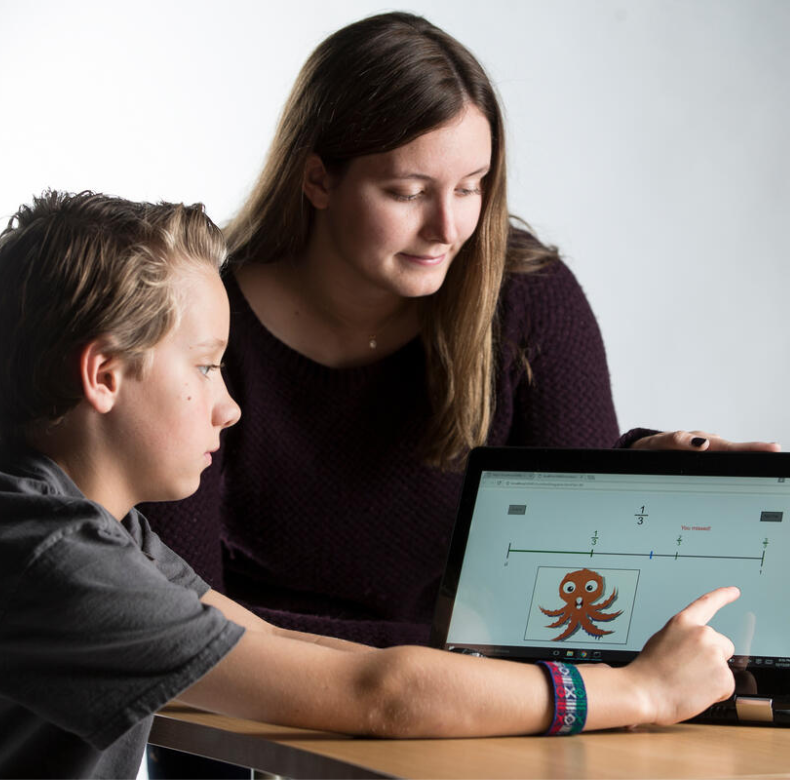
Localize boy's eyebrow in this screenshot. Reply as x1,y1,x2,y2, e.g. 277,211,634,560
192,338,227,349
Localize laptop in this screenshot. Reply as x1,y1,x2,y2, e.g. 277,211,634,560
430,447,790,725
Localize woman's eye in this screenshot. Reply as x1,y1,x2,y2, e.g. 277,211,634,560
198,364,223,377
389,191,422,202
456,186,482,197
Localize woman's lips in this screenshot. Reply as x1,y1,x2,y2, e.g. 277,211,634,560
398,252,447,266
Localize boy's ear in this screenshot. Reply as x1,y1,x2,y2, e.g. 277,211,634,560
302,153,332,210
79,339,125,414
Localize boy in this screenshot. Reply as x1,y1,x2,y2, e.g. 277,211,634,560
0,191,738,779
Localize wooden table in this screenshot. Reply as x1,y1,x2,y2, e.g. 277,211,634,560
149,705,790,779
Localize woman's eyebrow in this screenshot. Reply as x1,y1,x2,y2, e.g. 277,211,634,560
389,165,491,181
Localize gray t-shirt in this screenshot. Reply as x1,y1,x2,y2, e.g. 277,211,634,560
0,450,245,779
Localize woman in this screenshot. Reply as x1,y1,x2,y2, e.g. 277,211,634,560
144,12,774,650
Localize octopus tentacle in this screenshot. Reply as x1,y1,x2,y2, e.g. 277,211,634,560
595,590,618,610
579,613,614,637
544,612,573,628
587,607,622,622
540,605,568,617
552,617,582,641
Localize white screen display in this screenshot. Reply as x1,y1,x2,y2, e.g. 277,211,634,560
446,470,790,662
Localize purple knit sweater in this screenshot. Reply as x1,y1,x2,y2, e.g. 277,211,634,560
143,260,638,647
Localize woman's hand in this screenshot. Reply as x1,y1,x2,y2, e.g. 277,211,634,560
632,430,781,452
622,587,739,725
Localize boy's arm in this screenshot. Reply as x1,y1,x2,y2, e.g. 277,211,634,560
179,587,737,738
201,589,373,652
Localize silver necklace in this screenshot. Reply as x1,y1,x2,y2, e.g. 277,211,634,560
368,306,411,349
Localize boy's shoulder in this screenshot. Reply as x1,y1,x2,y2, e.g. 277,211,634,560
0,446,125,531
0,445,209,612
0,449,242,775
0,448,137,588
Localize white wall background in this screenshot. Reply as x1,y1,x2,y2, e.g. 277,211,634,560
2,0,788,446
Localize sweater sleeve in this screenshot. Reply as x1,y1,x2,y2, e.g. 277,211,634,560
499,261,622,448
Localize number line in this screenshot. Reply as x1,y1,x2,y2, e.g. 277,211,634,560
508,547,762,562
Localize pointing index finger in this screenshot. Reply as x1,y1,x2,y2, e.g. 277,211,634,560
679,586,740,625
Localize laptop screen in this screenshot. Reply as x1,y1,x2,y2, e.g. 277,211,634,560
432,449,790,673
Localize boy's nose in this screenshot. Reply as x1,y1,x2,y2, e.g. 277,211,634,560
215,389,241,429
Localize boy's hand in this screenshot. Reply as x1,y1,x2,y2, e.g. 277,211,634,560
623,586,738,725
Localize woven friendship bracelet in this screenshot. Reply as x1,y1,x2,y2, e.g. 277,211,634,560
537,660,588,735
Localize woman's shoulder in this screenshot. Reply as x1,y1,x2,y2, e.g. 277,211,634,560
497,236,605,378
499,255,591,330
501,222,587,304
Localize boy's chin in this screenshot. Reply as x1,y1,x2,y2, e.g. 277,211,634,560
145,477,202,504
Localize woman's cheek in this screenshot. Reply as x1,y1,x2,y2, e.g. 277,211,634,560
461,199,483,240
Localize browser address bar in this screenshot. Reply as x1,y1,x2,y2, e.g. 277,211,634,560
480,476,790,496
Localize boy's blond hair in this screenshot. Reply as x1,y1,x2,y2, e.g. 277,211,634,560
0,190,227,444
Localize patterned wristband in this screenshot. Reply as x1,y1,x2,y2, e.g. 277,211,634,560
538,660,588,735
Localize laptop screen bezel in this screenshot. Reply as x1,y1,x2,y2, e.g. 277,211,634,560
430,447,790,700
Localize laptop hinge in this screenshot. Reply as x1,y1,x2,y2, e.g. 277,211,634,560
735,696,774,723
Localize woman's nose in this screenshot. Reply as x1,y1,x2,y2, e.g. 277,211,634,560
422,195,459,245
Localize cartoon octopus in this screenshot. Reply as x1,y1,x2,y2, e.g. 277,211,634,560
539,568,622,641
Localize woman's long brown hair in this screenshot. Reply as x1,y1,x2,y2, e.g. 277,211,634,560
224,12,559,469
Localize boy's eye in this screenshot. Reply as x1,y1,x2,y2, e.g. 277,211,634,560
198,364,223,377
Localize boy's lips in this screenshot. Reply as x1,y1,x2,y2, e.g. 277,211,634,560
205,447,219,465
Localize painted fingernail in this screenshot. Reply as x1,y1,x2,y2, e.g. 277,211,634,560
691,437,707,447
